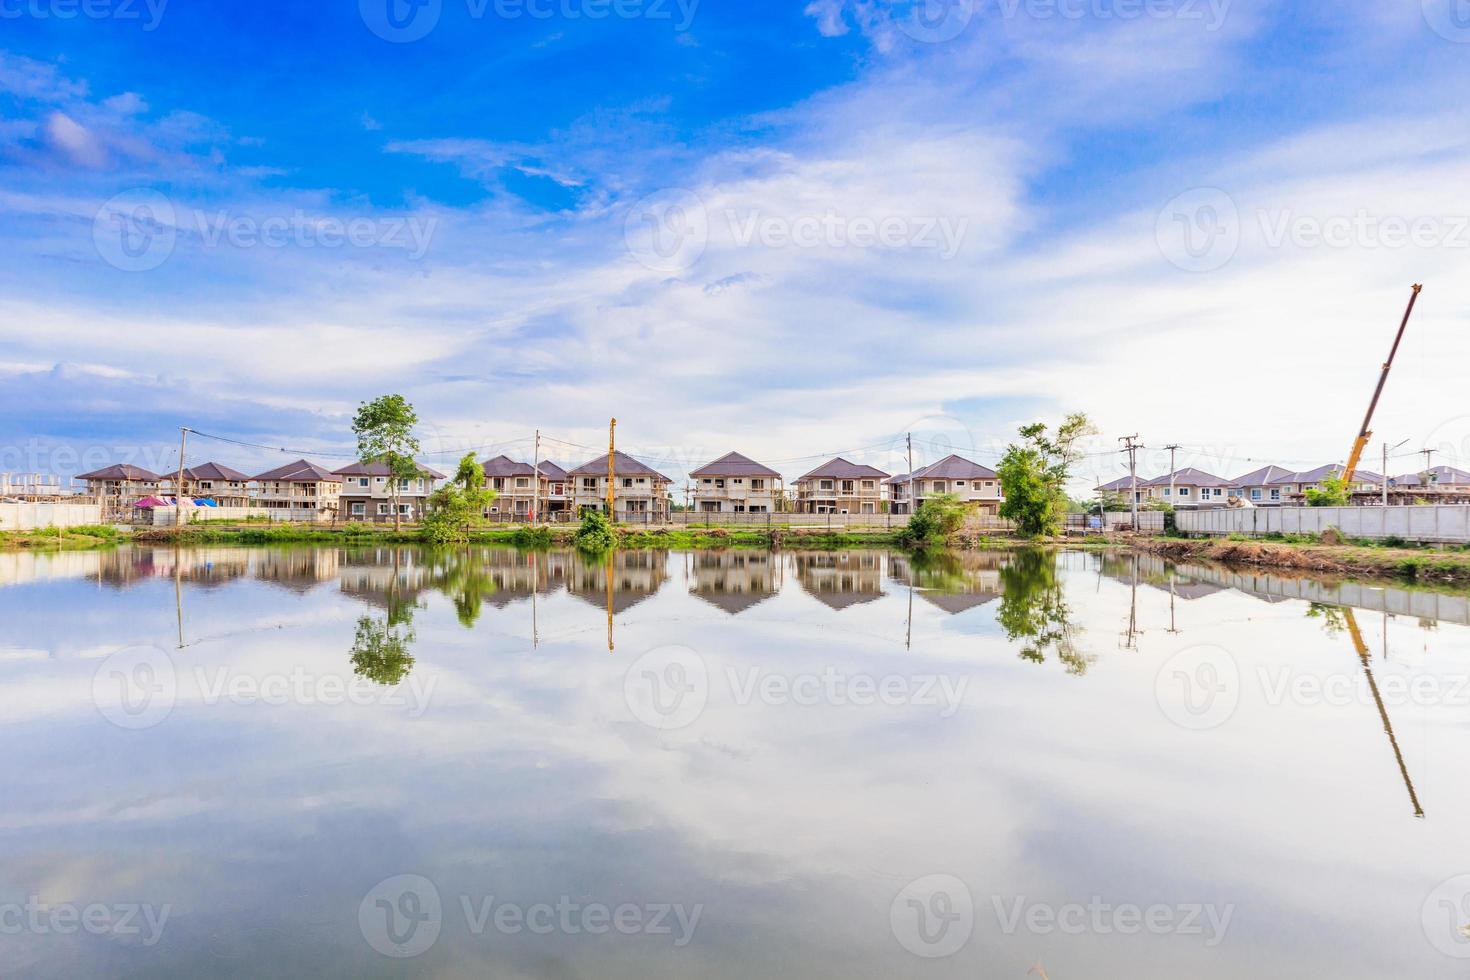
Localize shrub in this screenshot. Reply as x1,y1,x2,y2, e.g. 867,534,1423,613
573,511,616,553
900,494,967,548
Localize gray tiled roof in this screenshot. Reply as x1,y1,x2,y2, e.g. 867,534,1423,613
252,459,341,482
1391,466,1470,486
1144,468,1232,488
797,457,891,481
568,451,671,482
76,463,163,481
689,451,781,478
182,462,251,482
332,461,448,479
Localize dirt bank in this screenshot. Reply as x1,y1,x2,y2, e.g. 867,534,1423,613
1135,537,1470,584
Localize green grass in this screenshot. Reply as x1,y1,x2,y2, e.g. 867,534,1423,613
0,524,125,550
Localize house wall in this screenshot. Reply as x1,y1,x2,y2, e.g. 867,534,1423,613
1178,505,1470,544
693,475,783,513
572,475,671,516
794,478,885,514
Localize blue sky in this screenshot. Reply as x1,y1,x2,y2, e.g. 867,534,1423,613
3,0,1470,489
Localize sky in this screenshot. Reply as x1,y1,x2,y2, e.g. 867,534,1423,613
2,0,1470,491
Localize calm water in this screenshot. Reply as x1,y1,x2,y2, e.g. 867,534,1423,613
2,544,1469,977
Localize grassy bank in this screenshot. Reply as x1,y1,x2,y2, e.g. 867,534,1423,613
1136,536,1470,584
0,525,124,551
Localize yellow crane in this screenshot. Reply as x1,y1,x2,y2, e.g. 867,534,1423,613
1343,284,1422,484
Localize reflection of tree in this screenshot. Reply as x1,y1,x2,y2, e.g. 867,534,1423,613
903,550,969,592
1306,602,1348,635
350,610,416,686
996,549,1091,675
425,549,499,628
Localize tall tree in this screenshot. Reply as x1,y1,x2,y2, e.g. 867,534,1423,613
422,452,497,545
352,394,421,532
997,413,1097,537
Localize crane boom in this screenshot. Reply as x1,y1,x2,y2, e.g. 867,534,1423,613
1344,284,1422,484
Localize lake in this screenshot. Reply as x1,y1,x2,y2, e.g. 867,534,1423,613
2,544,1468,977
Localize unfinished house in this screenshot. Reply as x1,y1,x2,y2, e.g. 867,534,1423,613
480,455,573,519
688,451,784,514
251,459,343,521
173,462,253,507
888,454,1003,515
76,464,163,519
569,451,672,521
333,461,446,522
793,457,890,514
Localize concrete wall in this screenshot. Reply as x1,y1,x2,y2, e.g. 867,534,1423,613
1178,505,1470,544
150,506,329,525
0,501,104,530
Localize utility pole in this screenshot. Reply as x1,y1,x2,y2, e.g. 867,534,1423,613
906,432,915,516
175,426,189,527
1164,444,1181,501
532,429,541,524
1382,442,1390,507
1420,448,1437,483
606,419,617,519
1119,435,1142,531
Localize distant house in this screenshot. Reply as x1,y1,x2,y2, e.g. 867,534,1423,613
888,454,1002,516
689,451,784,514
76,464,163,502
1389,466,1470,493
1228,465,1295,505
1095,474,1149,505
480,455,572,519
251,459,343,521
569,451,673,520
175,462,252,507
333,461,446,522
794,457,890,514
1146,468,1234,508
1270,464,1382,501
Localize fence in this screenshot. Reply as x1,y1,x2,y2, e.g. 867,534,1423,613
0,501,104,530
1177,505,1470,545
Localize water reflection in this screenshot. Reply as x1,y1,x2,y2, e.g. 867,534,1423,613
996,549,1091,675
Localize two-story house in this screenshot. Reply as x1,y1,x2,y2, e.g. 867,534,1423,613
76,464,163,503
1270,464,1382,502
251,459,342,521
480,455,572,519
569,451,672,520
888,454,1003,515
333,461,446,522
794,457,890,514
1146,468,1234,508
1227,464,1295,505
688,451,784,514
173,462,253,507
1389,466,1470,494
1095,474,1150,506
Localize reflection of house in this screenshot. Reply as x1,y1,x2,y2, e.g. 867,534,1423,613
889,455,1003,516
688,550,782,614
253,548,342,593
569,452,673,520
794,458,889,514
567,550,670,613
252,459,342,521
792,551,885,609
338,548,434,609
887,551,1003,613
689,452,784,514
334,461,446,522
480,456,572,519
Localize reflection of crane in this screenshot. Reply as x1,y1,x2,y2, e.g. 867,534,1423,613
1343,285,1422,483
1343,607,1424,818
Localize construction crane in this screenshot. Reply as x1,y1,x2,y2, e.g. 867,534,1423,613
1343,284,1422,484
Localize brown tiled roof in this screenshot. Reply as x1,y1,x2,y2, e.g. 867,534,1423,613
251,459,342,483
910,454,998,481
480,455,536,478
182,462,250,482
1096,475,1146,491
689,451,781,478
797,457,891,481
332,461,447,479
77,464,162,481
534,460,570,480
568,451,671,482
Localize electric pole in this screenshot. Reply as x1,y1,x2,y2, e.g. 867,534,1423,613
1421,448,1437,484
532,429,541,524
906,432,915,516
1382,442,1389,507
606,419,617,519
175,426,189,527
1119,435,1142,531
1164,443,1181,501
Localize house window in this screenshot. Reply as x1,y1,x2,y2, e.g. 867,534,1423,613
582,478,598,490
1212,488,1223,497
622,478,634,489
842,480,855,493
1179,487,1191,496
399,478,411,489
862,480,874,491
1251,489,1262,500
358,477,369,488
376,477,386,485
751,479,764,490
956,481,965,487
714,479,725,488
398,503,412,515
378,503,391,515
1270,489,1281,500
703,478,713,484
1163,488,1172,496
351,502,365,516
820,480,834,491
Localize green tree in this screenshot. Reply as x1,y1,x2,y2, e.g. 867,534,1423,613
573,510,617,553
997,412,1098,537
899,493,967,548
422,452,497,545
1304,475,1349,507
352,394,422,532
